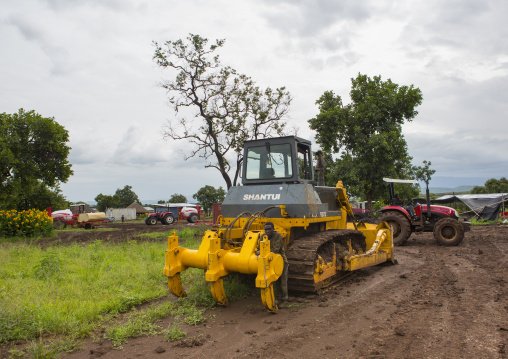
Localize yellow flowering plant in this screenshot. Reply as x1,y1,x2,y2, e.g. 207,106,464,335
0,209,53,237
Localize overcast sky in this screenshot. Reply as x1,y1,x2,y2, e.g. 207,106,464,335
1,0,506,204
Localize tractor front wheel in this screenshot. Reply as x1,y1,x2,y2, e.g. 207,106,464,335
163,214,175,225
146,216,157,225
433,218,464,246
378,211,412,246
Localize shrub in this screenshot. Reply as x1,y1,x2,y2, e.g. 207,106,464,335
0,209,53,237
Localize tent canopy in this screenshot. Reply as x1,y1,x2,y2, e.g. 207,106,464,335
433,193,508,220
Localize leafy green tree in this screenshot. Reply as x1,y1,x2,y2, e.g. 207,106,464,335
25,183,68,211
153,34,292,189
309,74,423,211
193,185,226,213
0,109,72,210
94,194,119,212
471,177,508,194
168,194,187,203
94,185,140,211
3,182,68,211
413,160,436,186
115,185,140,208
412,160,436,199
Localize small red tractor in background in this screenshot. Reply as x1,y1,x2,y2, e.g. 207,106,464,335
145,203,202,225
377,178,471,246
351,207,371,221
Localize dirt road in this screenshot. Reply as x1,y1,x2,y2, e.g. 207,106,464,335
49,224,508,358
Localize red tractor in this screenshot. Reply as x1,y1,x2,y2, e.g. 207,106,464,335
145,203,201,225
377,178,471,246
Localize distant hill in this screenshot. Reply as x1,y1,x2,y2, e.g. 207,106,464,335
425,185,475,195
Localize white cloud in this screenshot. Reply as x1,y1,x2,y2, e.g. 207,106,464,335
1,0,506,201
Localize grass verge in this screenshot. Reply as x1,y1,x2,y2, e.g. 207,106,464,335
0,240,166,344
0,233,58,244
102,268,251,348
1,225,252,356
470,218,508,226
135,225,211,242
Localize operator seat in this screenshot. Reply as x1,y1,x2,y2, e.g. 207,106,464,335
262,168,275,179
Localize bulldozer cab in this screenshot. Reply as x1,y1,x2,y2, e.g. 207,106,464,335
242,136,314,186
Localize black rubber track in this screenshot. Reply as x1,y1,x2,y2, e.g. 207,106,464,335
286,230,366,292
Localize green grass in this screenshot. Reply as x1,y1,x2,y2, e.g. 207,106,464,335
163,324,186,342
135,226,209,243
0,240,167,344
285,301,308,309
129,218,148,223
103,297,210,348
0,233,59,244
11,337,81,359
102,270,251,348
104,302,174,348
134,232,169,240
0,225,253,355
470,217,507,226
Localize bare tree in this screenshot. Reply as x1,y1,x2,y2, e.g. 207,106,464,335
153,34,292,189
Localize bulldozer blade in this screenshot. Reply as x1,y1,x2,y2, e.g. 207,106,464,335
210,278,228,306
168,273,186,298
260,285,278,313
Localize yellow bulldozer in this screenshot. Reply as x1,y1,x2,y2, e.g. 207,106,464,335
163,136,395,312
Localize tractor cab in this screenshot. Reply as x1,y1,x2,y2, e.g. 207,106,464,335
385,178,419,205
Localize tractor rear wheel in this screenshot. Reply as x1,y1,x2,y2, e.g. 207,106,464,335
378,211,411,246
433,218,464,246
187,214,198,223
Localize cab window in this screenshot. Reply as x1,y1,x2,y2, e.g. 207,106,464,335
245,143,293,180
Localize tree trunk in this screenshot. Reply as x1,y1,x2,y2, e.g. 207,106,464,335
220,169,232,190
232,155,244,187
207,118,232,189
366,192,374,214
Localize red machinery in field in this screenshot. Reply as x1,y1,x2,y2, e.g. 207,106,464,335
145,203,202,225
49,205,108,229
377,178,471,246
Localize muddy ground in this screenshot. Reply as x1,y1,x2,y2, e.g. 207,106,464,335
9,223,508,358
36,220,199,248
